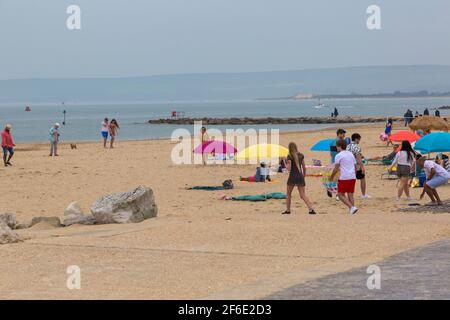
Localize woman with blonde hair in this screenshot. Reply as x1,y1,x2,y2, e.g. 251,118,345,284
283,142,316,215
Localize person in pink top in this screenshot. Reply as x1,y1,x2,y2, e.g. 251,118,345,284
1,124,15,167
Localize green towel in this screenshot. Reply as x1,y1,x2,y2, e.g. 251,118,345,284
231,192,286,202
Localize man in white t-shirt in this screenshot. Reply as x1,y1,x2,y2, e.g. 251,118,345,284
330,139,358,214
417,157,450,206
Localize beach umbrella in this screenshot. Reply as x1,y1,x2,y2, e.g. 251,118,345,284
414,132,450,154
409,116,449,132
389,131,420,142
310,139,335,152
236,143,289,160
193,140,237,154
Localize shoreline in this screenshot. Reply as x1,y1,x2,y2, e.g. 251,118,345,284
13,122,383,145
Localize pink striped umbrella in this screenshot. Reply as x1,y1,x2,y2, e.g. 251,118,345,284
193,140,237,154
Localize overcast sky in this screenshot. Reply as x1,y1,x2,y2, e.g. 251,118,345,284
0,0,449,80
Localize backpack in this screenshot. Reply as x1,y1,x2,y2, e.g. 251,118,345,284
222,180,234,189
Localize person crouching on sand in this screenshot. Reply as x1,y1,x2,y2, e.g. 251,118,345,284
109,119,119,148
101,118,109,148
417,156,450,206
330,139,358,215
282,142,316,215
49,123,60,156
1,124,15,166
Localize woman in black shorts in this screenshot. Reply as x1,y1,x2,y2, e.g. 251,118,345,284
283,142,316,215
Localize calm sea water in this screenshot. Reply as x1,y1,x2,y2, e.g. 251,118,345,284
0,98,449,143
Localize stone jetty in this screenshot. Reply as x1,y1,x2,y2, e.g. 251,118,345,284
147,116,402,125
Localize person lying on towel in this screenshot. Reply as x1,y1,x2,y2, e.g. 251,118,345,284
240,162,271,182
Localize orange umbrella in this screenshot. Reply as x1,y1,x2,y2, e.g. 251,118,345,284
389,131,420,142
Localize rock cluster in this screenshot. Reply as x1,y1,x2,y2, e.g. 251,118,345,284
0,186,157,245
147,116,401,125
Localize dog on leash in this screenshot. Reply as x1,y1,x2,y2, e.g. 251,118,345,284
70,143,77,150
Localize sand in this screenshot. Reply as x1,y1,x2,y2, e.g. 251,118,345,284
0,123,449,299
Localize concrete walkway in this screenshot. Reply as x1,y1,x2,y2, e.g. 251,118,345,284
268,240,450,300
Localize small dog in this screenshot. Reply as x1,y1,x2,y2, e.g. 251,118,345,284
70,143,77,150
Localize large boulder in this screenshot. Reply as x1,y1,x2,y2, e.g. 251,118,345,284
90,186,157,224
0,222,22,244
0,213,18,229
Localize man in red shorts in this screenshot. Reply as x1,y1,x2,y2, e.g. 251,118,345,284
330,139,358,214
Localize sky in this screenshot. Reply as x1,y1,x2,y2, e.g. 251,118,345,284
0,0,449,80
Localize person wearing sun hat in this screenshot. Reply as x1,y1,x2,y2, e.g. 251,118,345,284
1,124,15,166
49,122,61,156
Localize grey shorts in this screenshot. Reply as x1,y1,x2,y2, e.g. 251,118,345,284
396,164,411,177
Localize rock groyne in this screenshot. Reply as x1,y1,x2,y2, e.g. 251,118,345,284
147,116,401,125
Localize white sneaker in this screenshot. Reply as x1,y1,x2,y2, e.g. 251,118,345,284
361,194,371,199
349,206,359,215
335,196,340,202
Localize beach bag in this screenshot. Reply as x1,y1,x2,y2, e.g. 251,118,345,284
222,180,234,189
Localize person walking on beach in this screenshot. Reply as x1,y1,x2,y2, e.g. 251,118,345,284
200,126,209,165
101,118,109,148
424,108,430,116
435,109,441,117
1,124,15,166
346,133,371,199
282,142,316,215
385,118,393,146
417,156,450,206
109,119,119,148
330,139,358,215
49,123,60,156
330,128,349,164
389,141,416,201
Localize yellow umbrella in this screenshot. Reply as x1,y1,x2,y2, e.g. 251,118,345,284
236,143,289,160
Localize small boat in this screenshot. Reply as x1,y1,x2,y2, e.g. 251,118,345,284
313,99,329,109
25,106,31,112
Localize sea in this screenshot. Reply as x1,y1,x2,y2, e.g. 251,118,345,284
0,97,449,143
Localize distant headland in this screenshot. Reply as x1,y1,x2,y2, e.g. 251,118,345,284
257,90,450,101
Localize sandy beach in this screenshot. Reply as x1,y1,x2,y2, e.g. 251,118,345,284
0,123,449,299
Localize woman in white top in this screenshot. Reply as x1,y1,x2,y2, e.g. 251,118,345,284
389,141,416,200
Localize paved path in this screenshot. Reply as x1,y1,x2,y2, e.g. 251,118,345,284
268,240,450,300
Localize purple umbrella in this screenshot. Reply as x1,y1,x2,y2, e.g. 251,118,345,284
193,140,237,154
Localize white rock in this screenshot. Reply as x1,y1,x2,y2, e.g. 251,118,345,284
90,186,157,224
0,222,22,244
0,212,18,229
64,202,84,216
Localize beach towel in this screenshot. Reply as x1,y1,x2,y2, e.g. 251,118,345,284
227,192,286,202
188,186,225,191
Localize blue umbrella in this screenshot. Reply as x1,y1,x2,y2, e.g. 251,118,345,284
311,139,335,152
414,132,450,153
